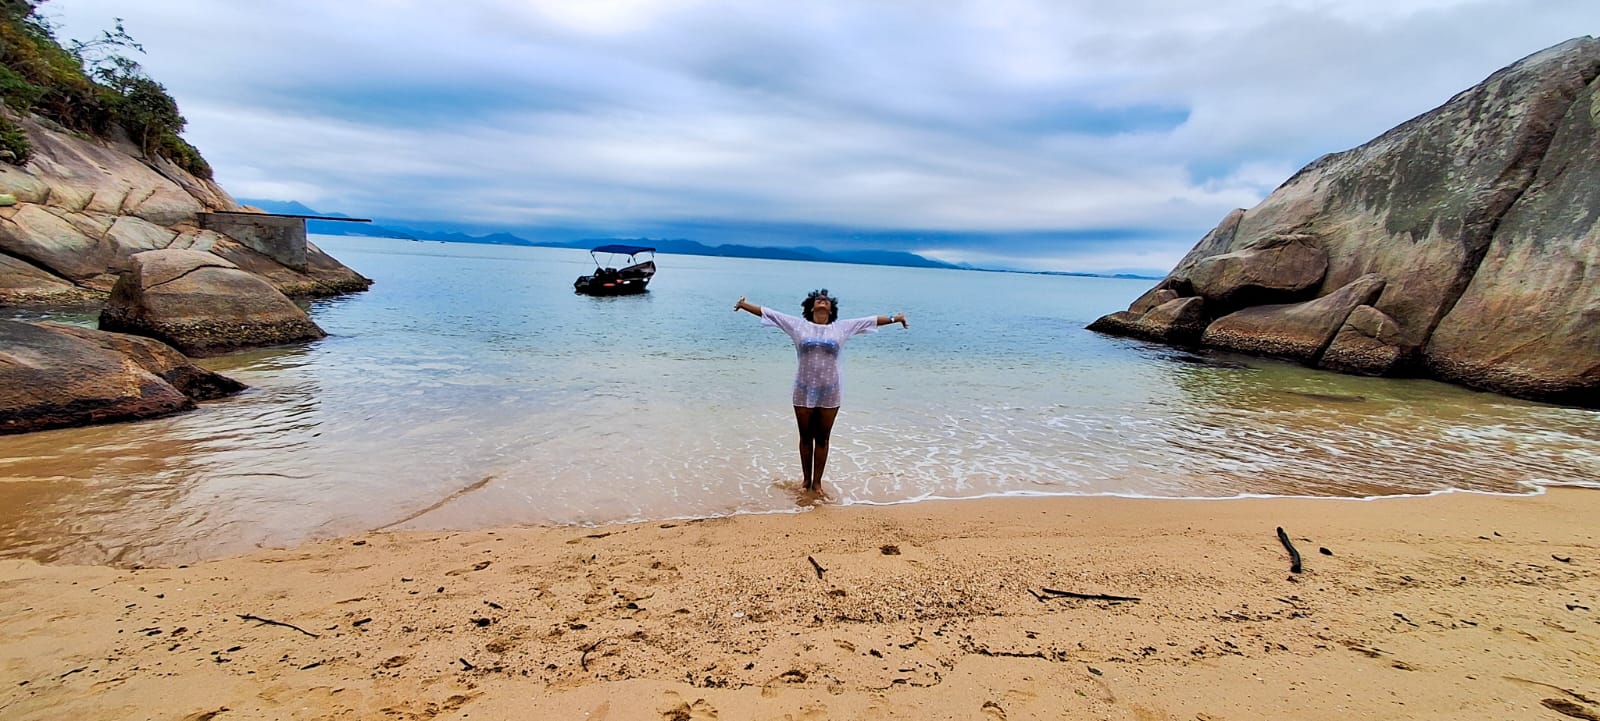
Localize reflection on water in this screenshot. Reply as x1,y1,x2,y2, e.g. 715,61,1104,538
2,237,1596,566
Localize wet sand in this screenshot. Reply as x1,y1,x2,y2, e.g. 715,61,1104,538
2,487,1597,720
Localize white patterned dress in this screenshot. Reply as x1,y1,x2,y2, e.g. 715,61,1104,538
761,308,879,408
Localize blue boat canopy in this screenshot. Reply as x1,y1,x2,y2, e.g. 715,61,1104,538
590,244,655,255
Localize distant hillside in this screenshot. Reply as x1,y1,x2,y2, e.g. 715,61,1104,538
240,199,1164,278
239,199,961,270
532,238,957,269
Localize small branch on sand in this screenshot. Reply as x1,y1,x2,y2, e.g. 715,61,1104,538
808,556,827,580
974,647,1048,660
237,614,319,638
1038,588,1141,603
1277,527,1303,573
580,639,608,671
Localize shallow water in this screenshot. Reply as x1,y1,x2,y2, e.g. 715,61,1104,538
2,236,1596,565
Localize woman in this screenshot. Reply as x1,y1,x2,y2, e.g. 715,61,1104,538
735,289,908,495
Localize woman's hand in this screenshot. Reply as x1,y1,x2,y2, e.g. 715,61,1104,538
896,312,909,328
734,295,745,311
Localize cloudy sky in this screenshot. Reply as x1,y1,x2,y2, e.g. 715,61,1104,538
44,1,1600,273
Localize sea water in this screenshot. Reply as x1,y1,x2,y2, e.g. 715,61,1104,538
2,235,1596,564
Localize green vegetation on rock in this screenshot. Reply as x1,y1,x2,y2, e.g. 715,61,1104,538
0,0,210,177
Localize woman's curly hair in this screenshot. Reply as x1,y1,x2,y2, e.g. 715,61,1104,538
801,288,839,323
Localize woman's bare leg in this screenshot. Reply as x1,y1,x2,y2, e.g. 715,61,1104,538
811,406,839,492
793,406,815,490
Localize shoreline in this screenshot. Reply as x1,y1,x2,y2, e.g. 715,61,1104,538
9,479,1600,570
3,488,1597,720
826,477,1600,505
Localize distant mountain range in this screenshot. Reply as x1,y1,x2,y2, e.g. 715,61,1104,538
237,199,1161,278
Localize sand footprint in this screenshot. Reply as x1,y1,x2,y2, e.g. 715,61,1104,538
659,694,719,720
760,669,810,698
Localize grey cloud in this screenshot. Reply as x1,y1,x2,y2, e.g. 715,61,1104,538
44,0,1600,270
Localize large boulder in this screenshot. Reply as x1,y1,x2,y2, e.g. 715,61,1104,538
0,202,124,284
98,249,326,356
1182,233,1328,310
1087,296,1207,345
0,320,245,435
1088,37,1600,407
1422,67,1600,404
0,114,370,306
1201,274,1386,362
1321,305,1407,376
45,323,248,401
0,253,99,305
1128,284,1180,314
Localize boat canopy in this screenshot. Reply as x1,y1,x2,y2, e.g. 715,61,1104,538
590,244,656,255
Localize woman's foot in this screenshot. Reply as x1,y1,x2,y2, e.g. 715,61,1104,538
796,484,830,506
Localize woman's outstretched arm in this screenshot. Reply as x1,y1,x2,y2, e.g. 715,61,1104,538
734,296,764,317
875,312,909,328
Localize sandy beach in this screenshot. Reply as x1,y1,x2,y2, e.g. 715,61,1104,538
2,487,1597,720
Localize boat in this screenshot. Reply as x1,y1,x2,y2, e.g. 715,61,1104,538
573,244,657,296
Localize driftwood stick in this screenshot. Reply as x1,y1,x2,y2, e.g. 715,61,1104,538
1277,527,1303,573
1039,588,1141,602
237,614,320,638
580,638,607,671
807,556,827,580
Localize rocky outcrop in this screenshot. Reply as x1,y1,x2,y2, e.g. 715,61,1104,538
0,319,245,435
98,249,326,356
1200,274,1385,362
1184,233,1328,311
0,252,99,304
1087,296,1207,344
1322,305,1407,376
0,114,370,307
1421,59,1600,405
1089,37,1600,407
45,323,248,402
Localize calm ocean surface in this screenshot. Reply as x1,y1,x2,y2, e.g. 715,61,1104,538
3,235,1597,565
